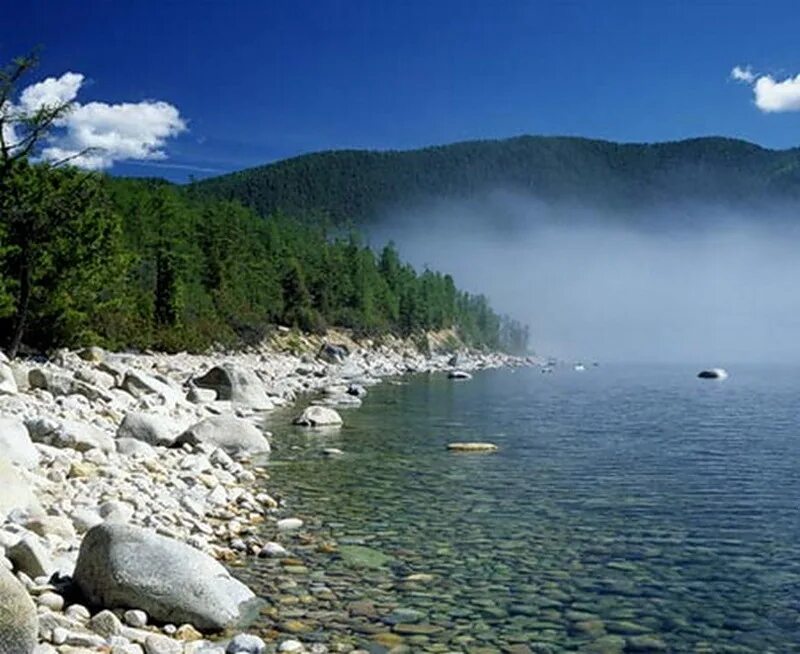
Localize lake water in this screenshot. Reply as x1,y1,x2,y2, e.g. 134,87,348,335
241,365,800,653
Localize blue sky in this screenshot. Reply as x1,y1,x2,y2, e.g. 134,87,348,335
3,0,800,181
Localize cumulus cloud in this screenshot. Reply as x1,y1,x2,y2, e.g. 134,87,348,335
19,72,83,113
731,64,800,113
6,72,186,169
730,65,755,84
752,74,800,113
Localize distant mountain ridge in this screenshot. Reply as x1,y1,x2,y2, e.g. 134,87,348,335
193,136,800,225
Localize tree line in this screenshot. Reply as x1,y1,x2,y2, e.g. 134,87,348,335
0,170,529,355
0,55,530,357
195,134,800,226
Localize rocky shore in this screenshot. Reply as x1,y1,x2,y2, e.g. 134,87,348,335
0,329,529,654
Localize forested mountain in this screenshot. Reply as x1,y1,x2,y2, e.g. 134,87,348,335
195,136,800,225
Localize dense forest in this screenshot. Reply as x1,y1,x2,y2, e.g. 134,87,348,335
195,136,800,225
0,165,529,356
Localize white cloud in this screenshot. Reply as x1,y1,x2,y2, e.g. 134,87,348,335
752,74,800,113
19,72,83,113
7,72,186,169
41,99,186,169
730,65,755,84
731,64,800,113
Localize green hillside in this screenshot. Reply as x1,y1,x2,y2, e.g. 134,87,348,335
195,136,800,225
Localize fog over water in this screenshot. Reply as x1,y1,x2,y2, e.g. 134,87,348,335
370,192,800,364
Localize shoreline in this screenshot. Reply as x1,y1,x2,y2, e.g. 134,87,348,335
0,329,532,653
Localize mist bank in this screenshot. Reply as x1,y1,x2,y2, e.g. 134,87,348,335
368,193,800,364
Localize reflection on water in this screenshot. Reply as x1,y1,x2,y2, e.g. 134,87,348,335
240,366,800,653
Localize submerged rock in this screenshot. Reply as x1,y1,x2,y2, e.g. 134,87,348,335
74,522,256,631
0,566,37,654
338,544,393,569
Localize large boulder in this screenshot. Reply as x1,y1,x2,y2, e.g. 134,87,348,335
25,417,114,453
116,412,183,447
193,364,272,410
293,406,343,427
0,459,41,523
174,416,270,457
28,368,110,401
317,343,349,365
74,367,116,389
121,370,183,407
0,364,17,395
7,535,55,578
73,523,256,631
0,566,37,653
77,346,105,363
0,417,39,469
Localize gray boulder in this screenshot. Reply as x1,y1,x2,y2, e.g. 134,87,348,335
77,346,105,363
25,417,114,453
317,343,349,364
0,459,41,522
74,367,116,389
174,416,270,457
227,634,266,654
116,412,183,447
0,565,37,653
187,386,217,404
0,364,17,395
116,438,157,458
28,368,110,401
7,535,55,579
193,364,272,410
0,417,39,469
121,370,183,406
293,406,343,427
73,523,256,631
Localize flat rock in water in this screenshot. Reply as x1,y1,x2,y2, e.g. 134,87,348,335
293,405,343,427
447,442,498,453
73,522,257,632
697,368,728,379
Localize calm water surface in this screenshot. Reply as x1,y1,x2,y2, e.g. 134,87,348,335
242,365,800,653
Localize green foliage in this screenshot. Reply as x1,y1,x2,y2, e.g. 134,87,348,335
0,168,528,354
0,162,124,351
194,136,800,225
